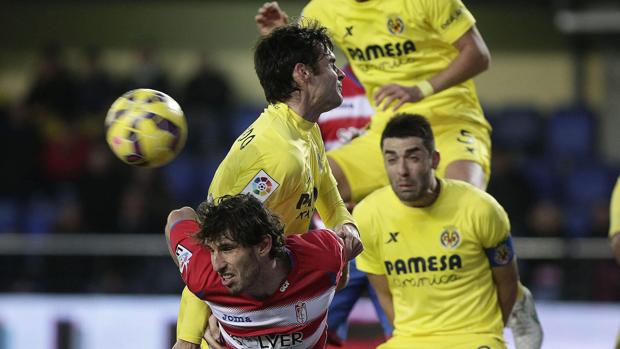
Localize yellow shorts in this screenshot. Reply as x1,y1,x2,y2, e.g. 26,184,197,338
378,333,506,349
327,121,491,203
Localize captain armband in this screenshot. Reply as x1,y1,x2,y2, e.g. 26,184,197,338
484,236,515,267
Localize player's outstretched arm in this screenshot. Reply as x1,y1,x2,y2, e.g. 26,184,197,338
491,259,519,325
367,273,394,326
255,1,289,36
374,26,491,112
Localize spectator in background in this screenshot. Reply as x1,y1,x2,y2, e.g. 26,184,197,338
76,47,115,117
125,47,170,94
118,169,173,234
0,104,42,201
26,44,78,122
77,143,128,233
183,53,234,152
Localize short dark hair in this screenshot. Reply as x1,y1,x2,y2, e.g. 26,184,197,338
254,20,334,104
195,194,286,259
381,114,435,153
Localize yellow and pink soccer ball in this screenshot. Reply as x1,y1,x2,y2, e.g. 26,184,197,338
105,89,187,168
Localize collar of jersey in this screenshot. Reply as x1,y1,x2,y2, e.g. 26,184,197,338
273,102,315,132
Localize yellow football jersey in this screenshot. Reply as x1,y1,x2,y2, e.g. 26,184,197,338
178,102,354,345
355,178,510,344
610,177,620,237
208,102,354,232
303,0,489,132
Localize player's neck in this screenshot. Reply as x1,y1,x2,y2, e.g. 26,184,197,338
284,94,322,123
247,255,291,300
403,176,441,208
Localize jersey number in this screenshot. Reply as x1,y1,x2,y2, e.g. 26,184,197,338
237,128,255,150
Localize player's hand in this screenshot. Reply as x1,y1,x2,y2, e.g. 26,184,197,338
334,223,363,261
255,2,289,36
203,314,224,349
374,83,424,112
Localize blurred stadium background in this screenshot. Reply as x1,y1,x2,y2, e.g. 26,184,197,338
0,0,619,348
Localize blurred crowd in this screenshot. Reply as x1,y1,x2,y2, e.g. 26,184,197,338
0,44,618,300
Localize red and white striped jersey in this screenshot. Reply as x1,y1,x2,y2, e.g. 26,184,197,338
169,220,345,349
318,65,373,151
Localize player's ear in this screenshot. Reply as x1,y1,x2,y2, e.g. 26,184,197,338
431,150,440,170
257,235,273,257
292,63,312,84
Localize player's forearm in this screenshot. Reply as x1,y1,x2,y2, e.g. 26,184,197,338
428,28,490,95
611,233,620,265
492,261,519,325
337,261,350,290
367,274,395,326
317,186,355,228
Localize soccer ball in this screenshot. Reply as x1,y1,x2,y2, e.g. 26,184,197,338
105,89,187,168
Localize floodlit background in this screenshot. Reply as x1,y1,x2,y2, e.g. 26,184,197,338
0,1,618,348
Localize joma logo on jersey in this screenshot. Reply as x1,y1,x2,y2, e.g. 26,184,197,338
222,314,251,323
385,254,462,275
347,40,416,62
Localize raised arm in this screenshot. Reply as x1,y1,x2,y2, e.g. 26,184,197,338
255,1,289,36
375,26,491,111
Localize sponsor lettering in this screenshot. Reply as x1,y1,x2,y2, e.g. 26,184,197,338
355,56,416,73
384,254,462,275
230,332,304,348
222,314,251,323
347,40,416,62
391,273,461,288
441,7,464,30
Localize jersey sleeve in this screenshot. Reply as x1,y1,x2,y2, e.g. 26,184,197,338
610,177,620,237
301,0,333,28
168,220,214,296
353,199,384,275
421,0,476,44
209,140,284,206
474,195,512,249
316,164,355,228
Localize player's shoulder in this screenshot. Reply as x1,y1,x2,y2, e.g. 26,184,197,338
443,179,505,214
357,185,394,210
227,107,289,156
286,230,342,264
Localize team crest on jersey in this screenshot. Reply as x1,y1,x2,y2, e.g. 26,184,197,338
439,226,461,249
295,301,308,324
241,170,280,202
176,244,192,273
493,243,512,265
387,16,405,35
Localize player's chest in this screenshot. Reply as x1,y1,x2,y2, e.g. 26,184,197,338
329,7,429,57
379,218,482,273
